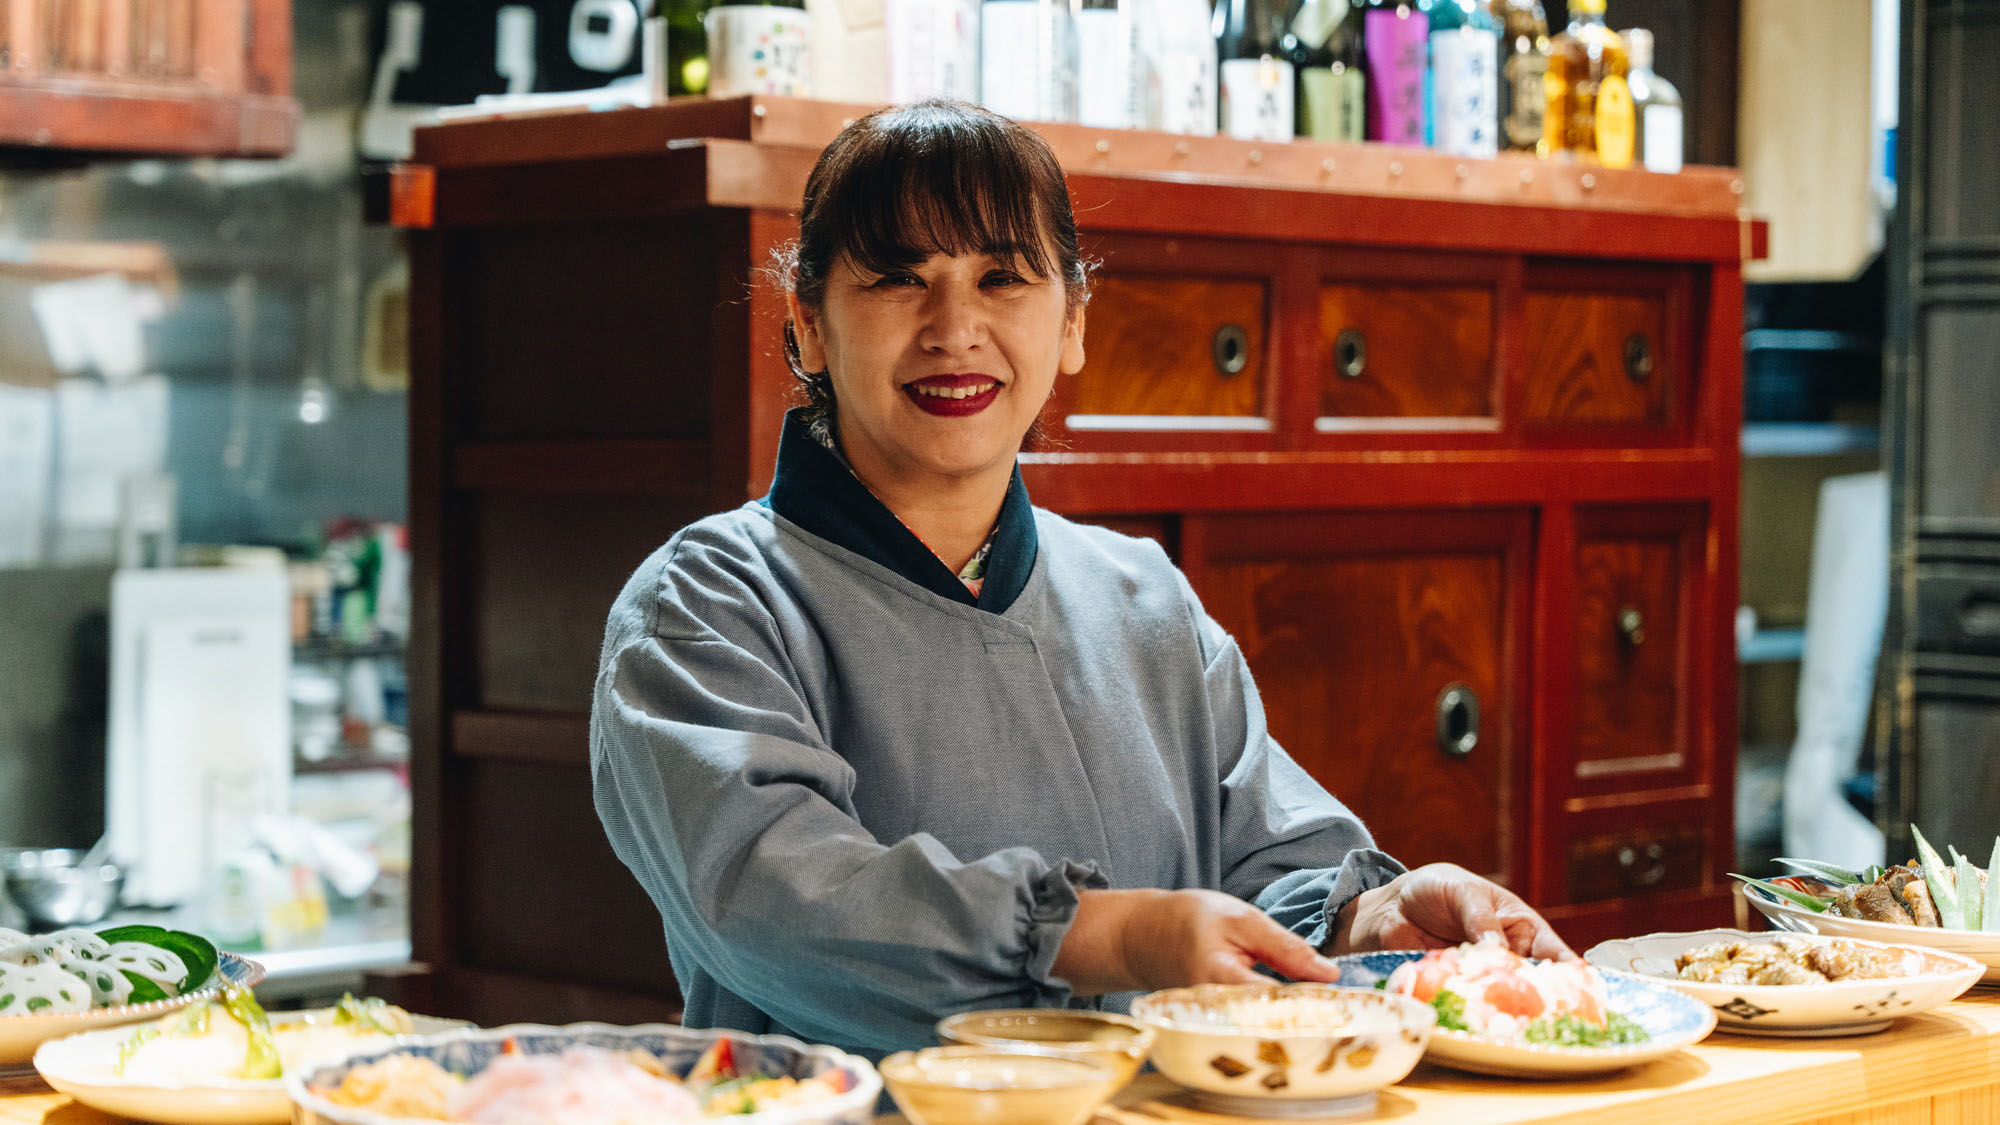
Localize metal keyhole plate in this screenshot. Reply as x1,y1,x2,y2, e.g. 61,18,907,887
1335,328,1367,380
1435,683,1480,758
1212,324,1249,376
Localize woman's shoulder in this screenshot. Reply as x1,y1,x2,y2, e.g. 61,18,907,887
1032,507,1181,577
608,504,789,636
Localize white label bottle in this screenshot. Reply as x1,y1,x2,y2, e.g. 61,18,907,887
980,0,1080,122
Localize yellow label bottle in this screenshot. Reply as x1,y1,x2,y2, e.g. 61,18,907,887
1595,72,1635,168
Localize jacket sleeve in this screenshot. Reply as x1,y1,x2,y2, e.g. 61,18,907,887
590,538,1104,1052
1190,595,1407,950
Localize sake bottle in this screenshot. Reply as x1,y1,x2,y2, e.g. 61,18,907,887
1138,0,1220,134
1292,0,1366,143
1076,0,1143,129
1428,0,1499,157
1363,0,1430,146
981,0,1080,122
1215,0,1297,142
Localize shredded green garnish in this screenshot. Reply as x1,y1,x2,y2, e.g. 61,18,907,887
1430,989,1470,1032
1522,1011,1649,1047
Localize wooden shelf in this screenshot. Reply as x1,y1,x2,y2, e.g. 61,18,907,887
0,81,296,160
452,440,712,495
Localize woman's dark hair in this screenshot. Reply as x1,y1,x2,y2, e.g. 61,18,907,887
777,99,1090,432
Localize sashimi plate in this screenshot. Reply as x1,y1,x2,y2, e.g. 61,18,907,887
1329,950,1716,1077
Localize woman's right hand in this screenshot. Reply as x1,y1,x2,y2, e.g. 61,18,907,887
1053,888,1342,996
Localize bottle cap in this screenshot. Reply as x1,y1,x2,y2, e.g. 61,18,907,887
1623,27,1653,69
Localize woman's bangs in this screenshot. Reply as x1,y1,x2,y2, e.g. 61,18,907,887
830,136,1059,282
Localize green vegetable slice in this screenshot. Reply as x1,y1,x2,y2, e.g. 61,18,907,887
1730,874,1829,913
1522,1011,1650,1047
1773,858,1863,885
1912,825,1963,929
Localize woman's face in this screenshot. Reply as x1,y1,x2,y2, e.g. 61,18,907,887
787,246,1085,495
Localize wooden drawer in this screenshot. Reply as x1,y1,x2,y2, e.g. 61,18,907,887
1064,274,1267,421
1567,821,1707,903
1520,266,1683,430
1572,506,1704,784
1317,281,1496,425
1184,510,1531,885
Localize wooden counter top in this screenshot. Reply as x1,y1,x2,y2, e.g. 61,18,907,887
4,991,1998,1125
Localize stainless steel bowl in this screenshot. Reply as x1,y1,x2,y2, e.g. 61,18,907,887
1,848,123,930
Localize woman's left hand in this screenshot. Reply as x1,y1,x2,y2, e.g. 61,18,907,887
1330,862,1574,961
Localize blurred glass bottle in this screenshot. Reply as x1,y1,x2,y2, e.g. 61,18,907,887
706,0,813,96
1429,0,1499,156
1623,27,1683,172
1490,0,1548,154
886,0,983,102
1292,0,1366,142
1543,0,1631,166
1077,0,1144,128
1363,0,1430,146
1138,0,1220,134
981,0,1080,122
664,0,712,94
1215,0,1297,141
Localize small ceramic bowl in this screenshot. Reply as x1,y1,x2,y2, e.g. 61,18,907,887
877,1045,1116,1125
1129,983,1434,1119
936,1009,1153,1092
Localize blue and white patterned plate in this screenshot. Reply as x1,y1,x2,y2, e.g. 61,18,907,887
1330,950,1717,1078
284,1021,881,1125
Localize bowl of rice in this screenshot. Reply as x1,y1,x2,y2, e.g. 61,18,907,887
1129,983,1434,1118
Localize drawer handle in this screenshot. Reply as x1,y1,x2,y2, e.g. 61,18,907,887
1623,332,1654,383
1435,683,1480,758
1618,606,1646,647
1334,328,1368,379
1962,595,2000,637
1618,843,1668,887
1212,324,1250,377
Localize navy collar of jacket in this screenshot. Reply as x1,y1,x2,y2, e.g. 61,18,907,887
763,408,1039,613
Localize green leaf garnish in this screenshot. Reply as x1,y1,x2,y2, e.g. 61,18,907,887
1773,858,1862,885
218,987,281,1080
120,972,169,1005
1730,873,1830,912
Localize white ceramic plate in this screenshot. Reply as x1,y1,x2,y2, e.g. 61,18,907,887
1585,929,1983,1036
34,1009,469,1125
1330,951,1717,1078
0,951,263,1066
1746,886,2000,985
286,1022,881,1125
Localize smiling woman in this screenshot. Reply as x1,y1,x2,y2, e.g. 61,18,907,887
589,99,1568,1061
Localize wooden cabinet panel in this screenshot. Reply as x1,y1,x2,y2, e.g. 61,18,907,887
1188,512,1530,884
1065,275,1266,419
1317,282,1495,421
1566,820,1706,903
1573,508,1703,782
460,759,682,1000
1521,286,1672,428
459,219,730,442
471,493,714,713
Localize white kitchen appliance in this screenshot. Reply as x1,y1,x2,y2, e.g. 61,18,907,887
107,567,291,906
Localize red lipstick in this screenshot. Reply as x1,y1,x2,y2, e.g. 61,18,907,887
903,374,1000,418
